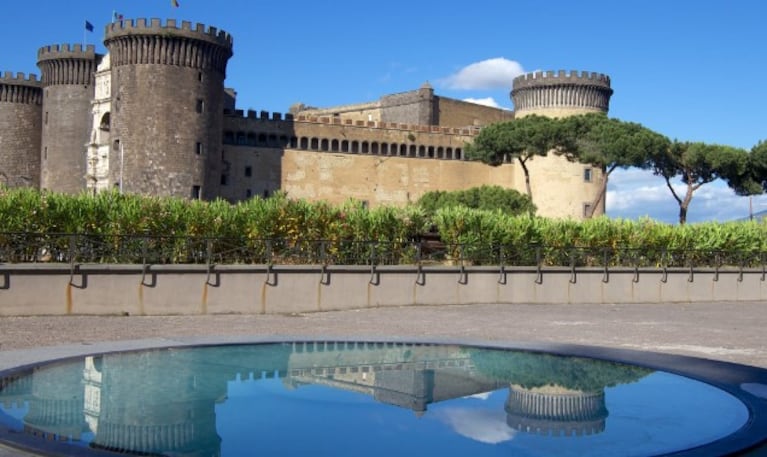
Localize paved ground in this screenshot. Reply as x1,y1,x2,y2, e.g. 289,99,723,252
1,301,766,368
1,302,767,456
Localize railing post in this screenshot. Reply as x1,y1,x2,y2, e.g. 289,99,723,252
569,248,577,284
415,241,425,286
602,247,610,283
535,246,543,284
319,241,330,285
498,245,506,285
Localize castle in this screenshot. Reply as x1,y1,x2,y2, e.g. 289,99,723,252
0,18,613,219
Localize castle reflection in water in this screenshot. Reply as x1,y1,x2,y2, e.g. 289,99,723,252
0,342,650,455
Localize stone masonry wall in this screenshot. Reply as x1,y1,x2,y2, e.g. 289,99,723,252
0,72,42,188
436,96,514,127
37,44,98,194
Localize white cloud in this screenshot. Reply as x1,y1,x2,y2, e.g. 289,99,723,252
462,97,501,108
441,58,525,90
605,168,764,223
435,408,516,444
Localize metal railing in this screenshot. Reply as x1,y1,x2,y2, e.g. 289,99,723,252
0,232,765,270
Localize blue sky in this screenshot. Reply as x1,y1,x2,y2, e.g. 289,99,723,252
2,0,766,223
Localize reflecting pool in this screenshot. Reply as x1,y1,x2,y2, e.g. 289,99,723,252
0,342,754,456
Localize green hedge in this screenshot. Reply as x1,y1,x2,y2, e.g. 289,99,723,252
1,188,765,265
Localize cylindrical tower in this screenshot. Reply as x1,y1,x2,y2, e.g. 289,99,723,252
37,44,99,193
511,70,612,118
104,18,233,199
509,70,613,219
0,71,42,188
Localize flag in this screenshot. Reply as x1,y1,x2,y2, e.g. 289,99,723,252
112,11,124,22
85,21,94,32
172,0,180,6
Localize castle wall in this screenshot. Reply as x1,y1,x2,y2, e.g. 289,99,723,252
0,72,42,188
280,149,516,207
292,101,382,123
221,112,493,205
104,18,233,199
37,44,99,194
436,96,514,127
380,85,436,126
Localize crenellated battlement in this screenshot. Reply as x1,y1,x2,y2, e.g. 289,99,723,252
512,70,611,90
0,71,42,104
37,44,97,61
0,71,41,85
104,18,232,72
105,18,232,48
223,109,480,136
511,70,613,114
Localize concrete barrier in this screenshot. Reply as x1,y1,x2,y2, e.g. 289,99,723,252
0,263,764,316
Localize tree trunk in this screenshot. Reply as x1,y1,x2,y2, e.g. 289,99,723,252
678,185,695,225
518,158,533,202
587,164,613,218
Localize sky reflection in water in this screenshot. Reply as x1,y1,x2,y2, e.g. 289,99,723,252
0,342,750,456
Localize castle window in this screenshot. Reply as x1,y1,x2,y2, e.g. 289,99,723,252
220,174,228,185
455,148,463,160
196,142,203,155
196,99,204,113
263,189,269,198
237,132,246,145
310,138,319,150
246,189,252,198
583,203,593,218
341,140,349,153
437,147,444,159
257,134,267,145
224,131,234,144
192,185,201,199
427,147,435,158
99,112,110,131
268,134,277,145
351,141,359,153
247,133,256,146
331,139,339,152
198,72,203,82
44,111,48,125
300,137,308,149
44,146,47,160
371,142,378,154
409,145,417,157
584,168,593,182
321,139,329,151
245,166,252,177
113,139,120,151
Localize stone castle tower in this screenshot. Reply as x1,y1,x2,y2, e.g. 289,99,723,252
37,44,100,194
0,72,42,188
509,70,614,217
104,19,233,199
511,70,613,118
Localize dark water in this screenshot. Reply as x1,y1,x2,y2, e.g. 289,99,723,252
0,342,749,456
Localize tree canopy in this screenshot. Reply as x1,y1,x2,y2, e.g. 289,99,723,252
560,114,671,217
651,141,754,224
465,115,567,203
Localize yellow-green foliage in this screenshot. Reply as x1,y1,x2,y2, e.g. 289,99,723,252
1,188,765,265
